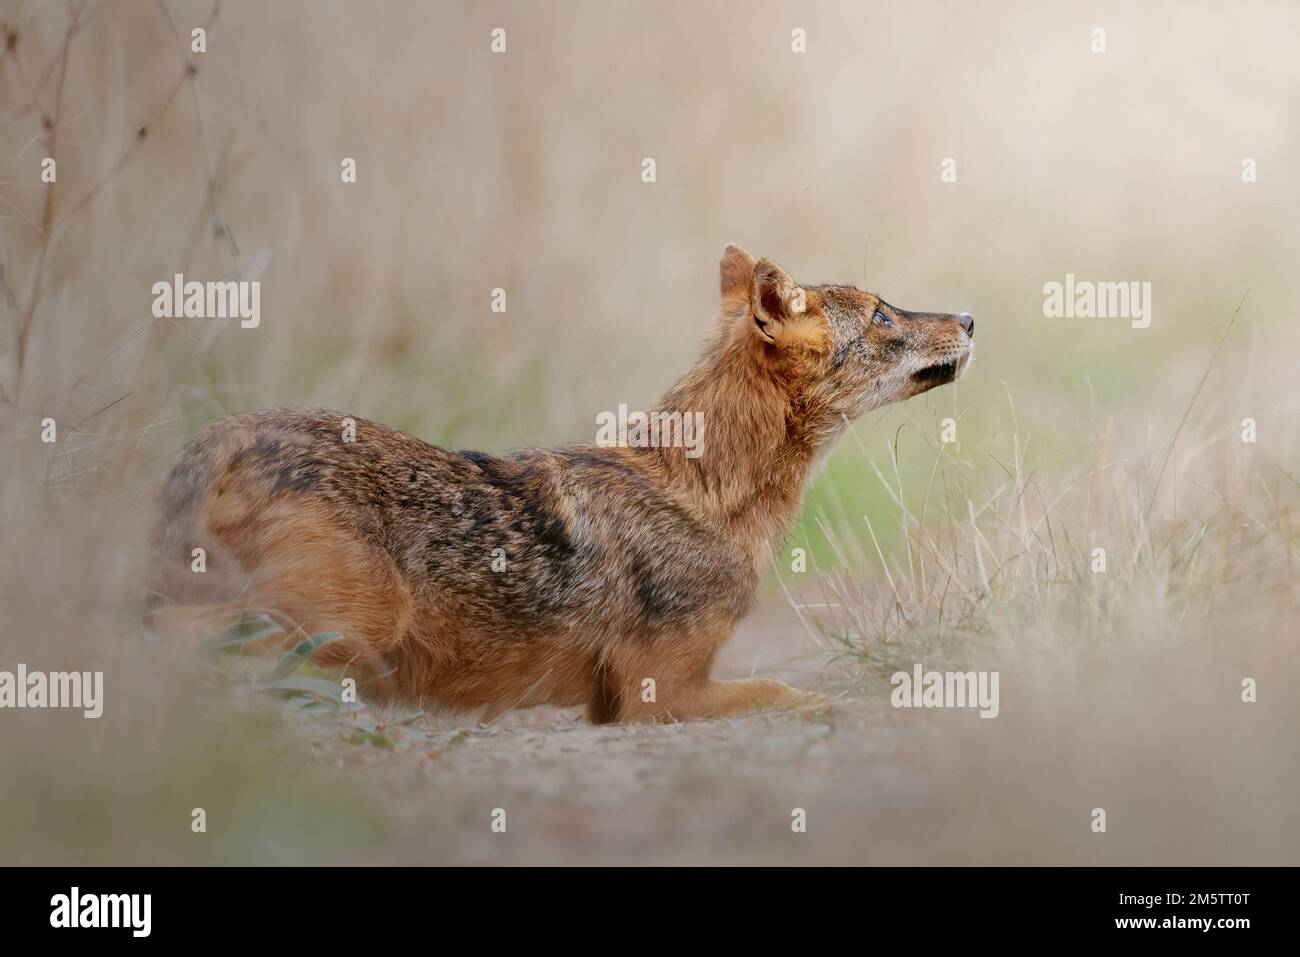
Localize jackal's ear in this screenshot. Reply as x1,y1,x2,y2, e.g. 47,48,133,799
719,243,757,324
750,257,809,344
720,243,756,300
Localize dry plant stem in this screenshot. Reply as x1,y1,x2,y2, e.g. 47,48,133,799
1145,290,1250,521
13,2,87,397
109,1,237,492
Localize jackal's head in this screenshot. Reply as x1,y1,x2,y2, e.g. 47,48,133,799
719,244,974,441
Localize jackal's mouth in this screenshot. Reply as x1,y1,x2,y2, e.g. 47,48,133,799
911,357,962,388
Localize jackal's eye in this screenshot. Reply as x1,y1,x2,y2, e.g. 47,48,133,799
872,310,892,329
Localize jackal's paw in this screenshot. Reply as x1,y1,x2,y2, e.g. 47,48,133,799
786,688,831,713
747,678,829,714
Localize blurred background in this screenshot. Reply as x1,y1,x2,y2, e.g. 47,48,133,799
0,0,1297,865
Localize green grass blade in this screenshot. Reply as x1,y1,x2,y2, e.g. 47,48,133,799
261,676,345,706
267,631,344,681
199,613,283,655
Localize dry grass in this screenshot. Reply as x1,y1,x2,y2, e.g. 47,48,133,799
797,299,1297,676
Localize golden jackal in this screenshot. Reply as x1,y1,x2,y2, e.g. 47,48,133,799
151,246,975,722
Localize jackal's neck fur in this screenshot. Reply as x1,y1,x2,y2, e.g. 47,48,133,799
646,320,823,563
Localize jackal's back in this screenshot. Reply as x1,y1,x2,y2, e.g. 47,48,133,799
155,408,751,640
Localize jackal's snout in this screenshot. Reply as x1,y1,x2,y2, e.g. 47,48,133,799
891,306,975,394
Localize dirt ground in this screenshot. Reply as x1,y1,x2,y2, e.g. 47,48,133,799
283,599,1299,866
300,603,878,865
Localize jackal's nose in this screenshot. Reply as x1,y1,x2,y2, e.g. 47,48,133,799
958,312,975,336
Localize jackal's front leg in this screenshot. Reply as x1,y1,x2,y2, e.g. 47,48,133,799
590,642,821,723
672,676,811,719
